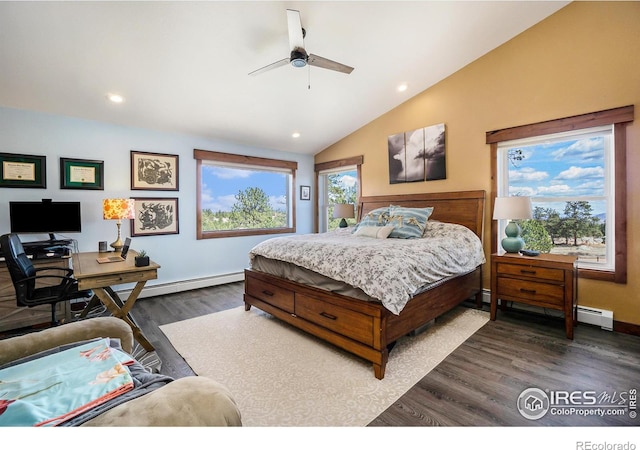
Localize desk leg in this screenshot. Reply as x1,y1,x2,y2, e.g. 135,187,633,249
93,284,155,352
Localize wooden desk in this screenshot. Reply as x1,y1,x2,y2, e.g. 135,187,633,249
71,251,160,351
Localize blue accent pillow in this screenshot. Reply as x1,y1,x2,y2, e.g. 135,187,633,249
352,206,391,233
387,206,434,239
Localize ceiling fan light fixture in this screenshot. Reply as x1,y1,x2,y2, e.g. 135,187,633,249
290,48,308,68
249,10,353,77
291,58,307,68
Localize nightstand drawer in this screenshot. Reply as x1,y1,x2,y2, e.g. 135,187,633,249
497,262,565,282
497,277,564,307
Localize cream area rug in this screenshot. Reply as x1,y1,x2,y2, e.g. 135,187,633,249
159,305,489,427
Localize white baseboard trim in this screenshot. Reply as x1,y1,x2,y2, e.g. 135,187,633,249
115,272,245,300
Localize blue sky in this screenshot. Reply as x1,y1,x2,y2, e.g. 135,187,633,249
201,165,287,212
506,136,606,217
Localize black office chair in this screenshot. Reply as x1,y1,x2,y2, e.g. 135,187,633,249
0,233,93,327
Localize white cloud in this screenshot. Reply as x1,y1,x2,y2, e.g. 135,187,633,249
204,194,237,212
537,184,573,195
338,174,357,188
556,166,603,180
204,166,253,180
552,137,603,161
509,167,548,182
269,195,287,211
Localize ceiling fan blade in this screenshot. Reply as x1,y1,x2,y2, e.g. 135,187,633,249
308,54,354,74
248,57,290,76
286,9,305,51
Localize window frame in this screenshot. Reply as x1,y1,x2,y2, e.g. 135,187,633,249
314,156,363,233
486,105,634,283
194,149,297,239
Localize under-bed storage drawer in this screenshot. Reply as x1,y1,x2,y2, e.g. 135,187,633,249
295,293,374,346
245,276,294,313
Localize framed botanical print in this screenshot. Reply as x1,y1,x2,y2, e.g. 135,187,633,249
131,151,179,191
0,153,46,188
130,197,179,236
60,157,104,190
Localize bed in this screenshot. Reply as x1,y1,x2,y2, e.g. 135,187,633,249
243,190,486,379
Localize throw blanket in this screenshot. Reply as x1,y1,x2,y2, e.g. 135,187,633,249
0,338,134,426
249,221,486,315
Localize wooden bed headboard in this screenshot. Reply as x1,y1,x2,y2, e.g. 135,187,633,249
357,190,486,238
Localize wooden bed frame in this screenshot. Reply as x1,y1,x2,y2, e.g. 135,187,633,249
244,190,486,379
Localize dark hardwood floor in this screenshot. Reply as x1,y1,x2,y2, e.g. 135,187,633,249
131,281,640,427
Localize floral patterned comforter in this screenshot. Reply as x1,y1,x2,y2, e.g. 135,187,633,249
249,221,486,315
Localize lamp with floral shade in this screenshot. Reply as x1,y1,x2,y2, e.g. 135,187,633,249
103,198,135,252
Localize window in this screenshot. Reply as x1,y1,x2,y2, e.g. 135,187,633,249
194,149,297,239
315,156,362,232
497,126,613,269
487,106,633,283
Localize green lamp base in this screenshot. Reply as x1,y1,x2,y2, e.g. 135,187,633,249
501,221,525,253
338,218,348,228
501,236,525,253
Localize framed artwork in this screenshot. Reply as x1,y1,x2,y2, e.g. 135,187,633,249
300,185,310,200
60,157,104,190
0,153,46,188
131,197,179,236
388,123,446,184
131,151,179,191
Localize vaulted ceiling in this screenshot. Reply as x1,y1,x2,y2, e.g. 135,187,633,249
0,1,569,155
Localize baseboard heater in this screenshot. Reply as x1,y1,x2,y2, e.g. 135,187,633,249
576,306,613,331
115,271,245,300
481,290,613,331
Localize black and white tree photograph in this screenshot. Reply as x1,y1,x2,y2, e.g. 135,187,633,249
388,123,446,184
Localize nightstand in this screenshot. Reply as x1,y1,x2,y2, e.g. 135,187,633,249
490,252,578,339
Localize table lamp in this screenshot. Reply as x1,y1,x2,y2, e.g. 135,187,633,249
333,203,355,228
103,198,135,252
493,196,533,253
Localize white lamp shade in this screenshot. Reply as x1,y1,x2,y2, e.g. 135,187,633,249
493,196,533,220
333,203,355,219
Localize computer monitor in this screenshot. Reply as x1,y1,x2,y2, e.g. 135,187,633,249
9,200,82,240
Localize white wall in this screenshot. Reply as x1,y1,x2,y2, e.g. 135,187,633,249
0,106,315,295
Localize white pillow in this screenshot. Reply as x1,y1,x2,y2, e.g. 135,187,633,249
353,225,395,239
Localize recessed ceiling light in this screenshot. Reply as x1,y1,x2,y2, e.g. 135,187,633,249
106,93,125,103
397,83,408,92
292,132,301,138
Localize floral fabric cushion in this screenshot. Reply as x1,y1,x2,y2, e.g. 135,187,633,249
387,206,434,239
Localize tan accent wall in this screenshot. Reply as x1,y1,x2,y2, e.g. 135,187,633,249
315,2,640,326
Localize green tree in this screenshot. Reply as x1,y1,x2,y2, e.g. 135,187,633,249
520,219,553,253
533,206,562,245
231,187,282,229
563,201,596,246
327,172,357,229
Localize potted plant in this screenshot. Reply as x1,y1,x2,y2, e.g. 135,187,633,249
135,249,150,267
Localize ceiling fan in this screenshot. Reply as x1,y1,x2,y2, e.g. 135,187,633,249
249,9,354,77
